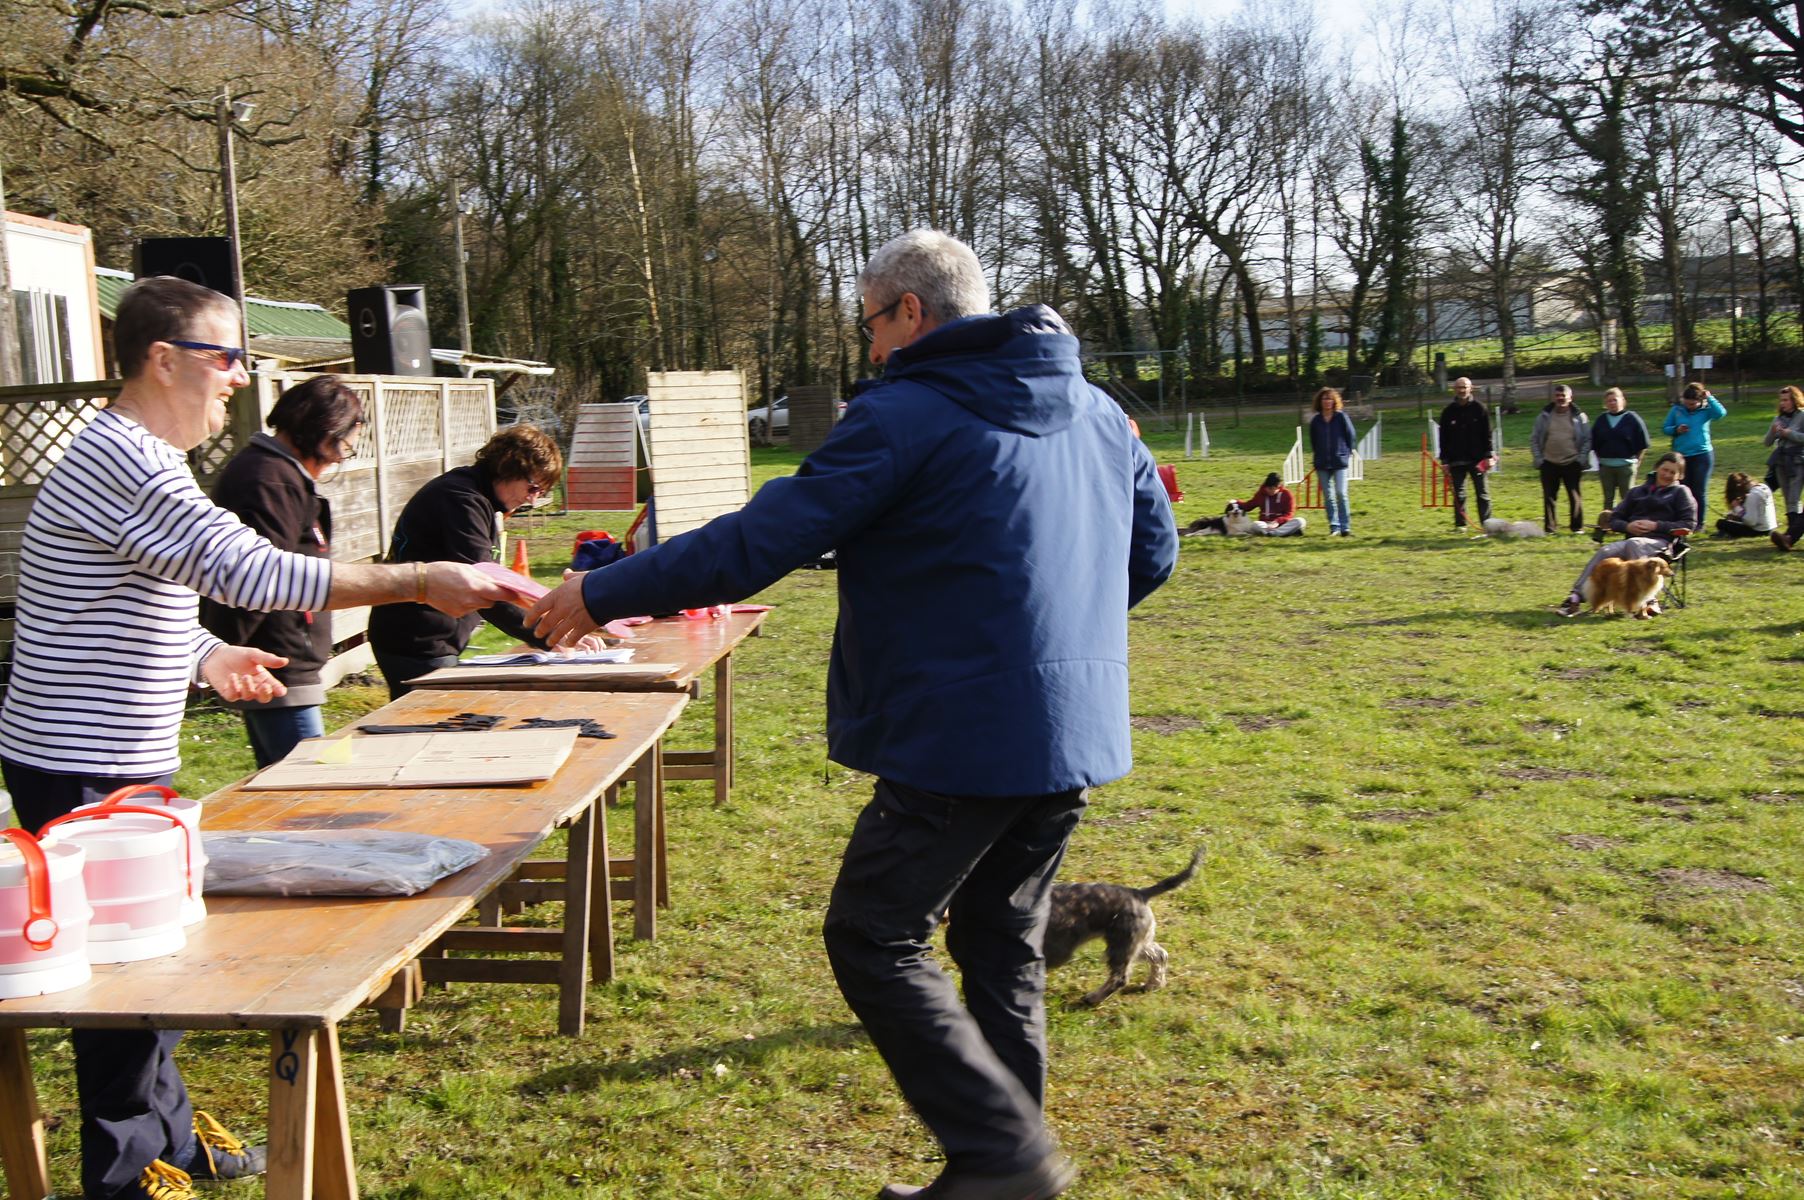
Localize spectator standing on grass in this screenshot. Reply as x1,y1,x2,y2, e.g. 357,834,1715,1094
1590,387,1649,513
1715,471,1776,538
1531,385,1591,533
0,275,510,1200
1764,385,1804,550
200,375,365,766
1309,387,1357,537
527,229,1177,1200
1556,452,1695,618
1662,382,1727,527
1437,377,1494,529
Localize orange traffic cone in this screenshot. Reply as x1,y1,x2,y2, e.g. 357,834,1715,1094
510,537,531,579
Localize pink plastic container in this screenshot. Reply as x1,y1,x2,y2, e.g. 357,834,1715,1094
0,828,93,998
39,807,190,964
77,784,207,927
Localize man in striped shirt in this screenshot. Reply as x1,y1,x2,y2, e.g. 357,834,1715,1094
0,276,512,1200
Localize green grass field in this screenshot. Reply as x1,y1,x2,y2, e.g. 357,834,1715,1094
16,394,1804,1198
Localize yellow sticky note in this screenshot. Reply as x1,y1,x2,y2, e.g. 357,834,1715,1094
315,736,355,764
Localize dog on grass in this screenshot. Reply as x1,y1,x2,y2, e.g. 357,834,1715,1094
1042,846,1204,1006
1481,518,1545,539
1180,505,1260,538
1582,555,1673,618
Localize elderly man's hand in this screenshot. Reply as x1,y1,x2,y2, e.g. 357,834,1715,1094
527,571,601,648
425,562,516,617
202,646,289,703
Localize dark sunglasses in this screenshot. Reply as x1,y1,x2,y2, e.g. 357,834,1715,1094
857,297,902,343
168,339,248,370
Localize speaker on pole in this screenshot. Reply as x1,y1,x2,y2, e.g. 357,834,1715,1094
135,238,237,298
348,285,433,377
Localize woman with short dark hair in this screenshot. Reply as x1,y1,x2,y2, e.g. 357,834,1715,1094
369,423,592,697
202,375,365,765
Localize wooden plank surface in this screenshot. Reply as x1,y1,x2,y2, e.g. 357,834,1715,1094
409,612,766,694
0,689,686,1032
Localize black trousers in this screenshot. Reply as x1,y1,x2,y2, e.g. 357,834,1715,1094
1539,461,1585,532
372,649,461,701
3,759,195,1199
1445,463,1492,527
823,778,1086,1175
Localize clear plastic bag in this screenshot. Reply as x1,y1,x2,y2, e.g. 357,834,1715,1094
201,830,489,897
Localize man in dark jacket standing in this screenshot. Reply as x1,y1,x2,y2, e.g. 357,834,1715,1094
529,230,1177,1200
1438,377,1494,529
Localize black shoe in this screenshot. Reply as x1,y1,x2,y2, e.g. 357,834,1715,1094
182,1111,267,1181
879,1153,1076,1200
1774,531,1795,552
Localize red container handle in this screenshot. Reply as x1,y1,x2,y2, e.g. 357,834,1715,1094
98,783,182,807
40,805,197,902
0,828,58,950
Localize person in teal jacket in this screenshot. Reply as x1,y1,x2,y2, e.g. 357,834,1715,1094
1662,382,1727,526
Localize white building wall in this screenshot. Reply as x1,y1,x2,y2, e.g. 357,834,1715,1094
4,213,105,381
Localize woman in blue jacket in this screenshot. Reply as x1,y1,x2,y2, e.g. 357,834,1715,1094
1662,382,1727,526
1309,387,1358,536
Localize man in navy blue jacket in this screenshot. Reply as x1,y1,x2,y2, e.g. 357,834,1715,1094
530,230,1177,1200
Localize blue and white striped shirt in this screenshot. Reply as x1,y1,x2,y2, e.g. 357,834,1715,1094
0,410,333,776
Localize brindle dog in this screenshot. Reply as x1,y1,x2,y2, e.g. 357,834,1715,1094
1042,846,1204,1006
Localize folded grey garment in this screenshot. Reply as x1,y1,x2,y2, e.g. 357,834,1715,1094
201,829,489,896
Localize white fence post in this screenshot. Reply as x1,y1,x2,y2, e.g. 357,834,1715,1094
1283,428,1307,485
1198,413,1209,458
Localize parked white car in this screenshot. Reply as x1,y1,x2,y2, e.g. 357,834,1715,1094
747,396,847,438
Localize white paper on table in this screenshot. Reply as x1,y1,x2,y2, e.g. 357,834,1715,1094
245,728,578,789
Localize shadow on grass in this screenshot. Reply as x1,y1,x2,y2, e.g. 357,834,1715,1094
1345,606,1571,631
523,1020,867,1090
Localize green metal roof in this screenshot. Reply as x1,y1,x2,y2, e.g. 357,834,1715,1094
95,268,351,339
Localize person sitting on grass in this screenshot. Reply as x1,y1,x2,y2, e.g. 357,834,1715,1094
1716,471,1777,539
1183,472,1306,536
1557,452,1696,618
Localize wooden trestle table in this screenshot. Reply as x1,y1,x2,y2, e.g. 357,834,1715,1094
0,687,686,1200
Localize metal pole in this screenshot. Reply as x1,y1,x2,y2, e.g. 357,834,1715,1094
1726,208,1742,405
216,92,250,349
450,178,473,371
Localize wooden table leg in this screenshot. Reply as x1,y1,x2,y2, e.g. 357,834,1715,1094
557,804,595,1037
0,1027,50,1200
633,742,659,941
312,1025,358,1200
267,1028,319,1200
589,786,615,985
713,652,734,806
654,735,670,910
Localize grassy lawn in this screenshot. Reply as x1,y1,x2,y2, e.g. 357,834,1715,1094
15,394,1804,1198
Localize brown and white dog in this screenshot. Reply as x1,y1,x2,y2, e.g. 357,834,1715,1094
1583,555,1673,618
1041,846,1204,1005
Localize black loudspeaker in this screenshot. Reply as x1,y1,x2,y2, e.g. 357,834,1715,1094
135,237,237,297
347,285,432,376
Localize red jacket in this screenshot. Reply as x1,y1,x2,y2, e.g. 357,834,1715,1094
1236,485,1295,523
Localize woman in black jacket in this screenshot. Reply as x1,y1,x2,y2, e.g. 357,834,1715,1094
368,424,582,697
202,376,365,764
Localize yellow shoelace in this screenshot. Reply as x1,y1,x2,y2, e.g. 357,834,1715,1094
139,1159,196,1200
192,1109,248,1172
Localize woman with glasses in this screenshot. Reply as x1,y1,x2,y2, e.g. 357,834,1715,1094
369,423,578,697
201,375,366,765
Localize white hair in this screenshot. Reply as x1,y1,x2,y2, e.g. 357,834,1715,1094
858,229,990,322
